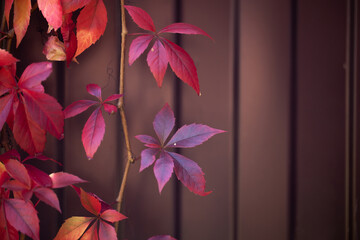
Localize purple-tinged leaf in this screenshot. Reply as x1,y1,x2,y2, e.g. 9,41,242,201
0,150,20,162
147,40,168,87
154,152,174,193
159,23,213,40
98,221,117,240
103,94,122,102
17,62,52,93
49,172,87,188
25,164,52,187
129,34,153,65
148,235,176,240
124,5,155,32
82,108,105,160
86,84,102,100
161,38,200,95
153,103,175,144
135,135,160,148
4,199,40,240
100,209,127,223
103,103,117,114
3,159,31,189
166,124,224,148
168,152,211,196
64,100,97,119
139,148,158,172
0,93,15,130
34,187,61,212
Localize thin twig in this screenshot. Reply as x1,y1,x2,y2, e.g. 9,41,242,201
115,0,133,234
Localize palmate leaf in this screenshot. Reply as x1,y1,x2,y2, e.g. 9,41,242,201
135,104,224,195
129,34,153,65
54,217,93,240
147,40,168,88
0,49,18,67
33,187,61,212
124,5,155,32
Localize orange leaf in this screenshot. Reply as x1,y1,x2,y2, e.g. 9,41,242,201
13,0,31,47
4,0,14,28
43,36,66,61
75,0,107,57
54,217,93,240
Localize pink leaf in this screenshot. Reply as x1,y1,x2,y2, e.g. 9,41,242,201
159,23,213,40
61,13,77,66
135,135,160,147
82,108,105,160
0,68,16,95
103,94,122,102
124,5,155,32
18,62,53,93
0,203,19,240
80,220,99,240
154,152,174,193
148,235,176,240
49,172,87,188
100,209,127,223
80,188,101,215
166,124,224,148
3,159,31,189
0,93,15,130
153,103,174,144
168,152,211,196
86,84,102,100
64,100,97,119
0,49,18,67
75,0,107,57
37,0,63,30
34,187,61,212
98,221,117,240
4,199,39,240
129,34,153,65
61,0,91,14
14,0,31,47
139,148,158,172
25,164,52,187
23,154,62,165
43,36,66,61
4,0,14,28
22,90,64,140
147,40,168,87
161,38,200,95
54,216,93,240
103,103,117,114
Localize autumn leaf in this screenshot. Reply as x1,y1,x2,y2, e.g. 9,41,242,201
0,49,19,67
13,0,31,47
75,0,107,57
135,104,224,195
50,172,87,188
37,0,63,30
61,13,78,65
61,0,91,14
54,217,93,240
124,5,155,32
148,235,176,240
43,36,66,61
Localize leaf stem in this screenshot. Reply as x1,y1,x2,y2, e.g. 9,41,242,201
115,0,133,234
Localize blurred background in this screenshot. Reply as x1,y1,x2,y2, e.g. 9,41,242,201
14,0,360,239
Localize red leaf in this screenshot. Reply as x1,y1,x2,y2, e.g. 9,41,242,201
161,38,200,95
159,23,213,40
0,162,11,187
34,187,61,212
22,90,64,140
0,202,19,240
168,152,211,196
13,0,31,47
100,209,127,223
54,216,93,240
0,93,15,130
37,0,63,30
103,103,117,114
0,150,20,162
80,188,101,215
4,199,39,240
25,165,52,187
154,152,174,193
3,159,31,189
61,0,91,14
86,84,102,100
4,0,14,28
98,221,117,240
75,0,107,57
61,13,78,66
103,94,122,102
2,180,29,192
166,124,224,148
64,100,97,119
129,34,153,65
139,148,158,172
23,154,62,165
12,102,46,155
81,107,105,160
17,62,53,93
80,220,99,240
0,49,18,67
124,5,155,32
148,235,176,240
49,172,87,188
43,36,66,61
153,103,174,144
147,40,168,87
